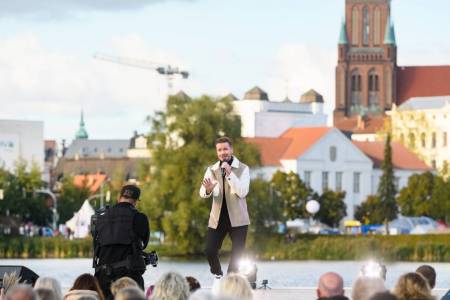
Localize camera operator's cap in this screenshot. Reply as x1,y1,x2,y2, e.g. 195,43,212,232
120,184,141,200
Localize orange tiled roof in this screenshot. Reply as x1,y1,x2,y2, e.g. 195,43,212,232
334,115,386,134
245,137,292,166
397,66,450,105
245,127,333,166
280,127,332,159
73,173,107,193
352,141,431,170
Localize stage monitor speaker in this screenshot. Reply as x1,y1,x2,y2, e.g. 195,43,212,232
0,265,39,287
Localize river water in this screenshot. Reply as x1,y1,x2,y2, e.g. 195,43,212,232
1,258,449,293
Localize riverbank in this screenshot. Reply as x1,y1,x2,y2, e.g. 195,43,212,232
1,234,449,262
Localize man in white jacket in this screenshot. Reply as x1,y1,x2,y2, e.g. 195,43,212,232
200,136,250,278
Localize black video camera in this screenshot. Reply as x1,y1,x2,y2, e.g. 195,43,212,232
143,251,158,267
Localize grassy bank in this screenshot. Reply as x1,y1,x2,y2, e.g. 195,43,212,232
1,234,449,262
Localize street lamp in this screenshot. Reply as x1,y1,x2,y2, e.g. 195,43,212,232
35,189,58,231
306,199,320,230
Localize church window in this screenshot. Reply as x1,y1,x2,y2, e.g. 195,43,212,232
368,69,379,108
351,69,361,107
374,7,381,45
352,6,360,45
363,6,370,46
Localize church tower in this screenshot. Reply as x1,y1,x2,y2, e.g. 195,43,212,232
335,0,397,122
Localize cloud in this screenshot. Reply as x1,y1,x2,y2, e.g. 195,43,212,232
0,34,200,141
0,0,191,19
265,44,336,119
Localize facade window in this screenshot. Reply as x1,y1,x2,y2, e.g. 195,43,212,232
336,172,343,192
374,7,381,45
330,146,337,162
362,6,370,46
431,160,436,169
351,69,361,107
443,132,448,147
352,6,360,45
432,132,436,148
304,171,312,188
421,133,426,148
394,176,400,191
368,70,379,108
408,133,416,149
353,172,361,194
400,134,405,145
322,172,329,192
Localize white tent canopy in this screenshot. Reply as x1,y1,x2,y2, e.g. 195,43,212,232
65,200,95,238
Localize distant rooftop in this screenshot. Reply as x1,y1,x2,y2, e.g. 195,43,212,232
397,95,450,111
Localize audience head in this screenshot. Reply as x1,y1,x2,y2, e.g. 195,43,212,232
5,284,37,300
214,273,253,300
149,272,190,300
69,274,104,300
369,291,397,300
110,277,138,297
416,265,436,289
114,287,145,300
34,277,63,300
185,277,201,293
393,272,434,300
317,272,345,299
35,289,58,300
352,276,386,300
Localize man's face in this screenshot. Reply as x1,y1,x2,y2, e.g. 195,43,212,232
216,142,233,162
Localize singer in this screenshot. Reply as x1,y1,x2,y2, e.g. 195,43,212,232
199,136,250,278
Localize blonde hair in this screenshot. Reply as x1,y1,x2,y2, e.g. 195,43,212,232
394,272,435,300
215,273,253,300
110,277,138,297
149,272,189,300
115,287,145,300
34,277,63,300
352,276,386,300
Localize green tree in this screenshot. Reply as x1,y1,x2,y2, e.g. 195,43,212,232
377,134,398,231
355,195,385,224
396,172,450,221
139,94,259,253
246,178,283,242
270,171,311,221
0,160,50,225
315,190,347,227
57,176,91,223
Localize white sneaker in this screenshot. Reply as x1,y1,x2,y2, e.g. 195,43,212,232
211,274,222,294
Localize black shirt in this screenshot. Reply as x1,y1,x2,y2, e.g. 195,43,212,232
97,202,150,266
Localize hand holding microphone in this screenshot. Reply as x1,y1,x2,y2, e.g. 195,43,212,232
220,161,232,177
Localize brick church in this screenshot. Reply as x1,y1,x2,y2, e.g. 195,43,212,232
334,0,450,134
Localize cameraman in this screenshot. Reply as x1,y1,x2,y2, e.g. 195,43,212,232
92,185,149,300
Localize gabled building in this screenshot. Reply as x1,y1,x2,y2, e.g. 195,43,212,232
247,127,431,219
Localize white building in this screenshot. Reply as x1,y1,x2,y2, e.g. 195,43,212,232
247,127,431,218
233,87,328,138
0,119,44,173
353,141,432,194
388,96,450,170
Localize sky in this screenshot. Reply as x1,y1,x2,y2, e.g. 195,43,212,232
1,0,450,144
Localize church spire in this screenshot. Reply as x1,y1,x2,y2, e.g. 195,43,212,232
338,19,348,45
75,110,89,140
384,15,396,45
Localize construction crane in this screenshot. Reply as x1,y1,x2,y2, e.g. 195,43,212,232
93,52,189,95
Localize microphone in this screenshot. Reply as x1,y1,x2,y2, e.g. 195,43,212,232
220,161,226,177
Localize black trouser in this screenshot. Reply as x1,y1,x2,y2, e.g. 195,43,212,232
205,219,248,276
95,270,144,300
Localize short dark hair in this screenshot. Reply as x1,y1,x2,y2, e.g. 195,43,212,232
215,136,232,147
120,184,141,201
369,291,397,300
416,265,436,289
